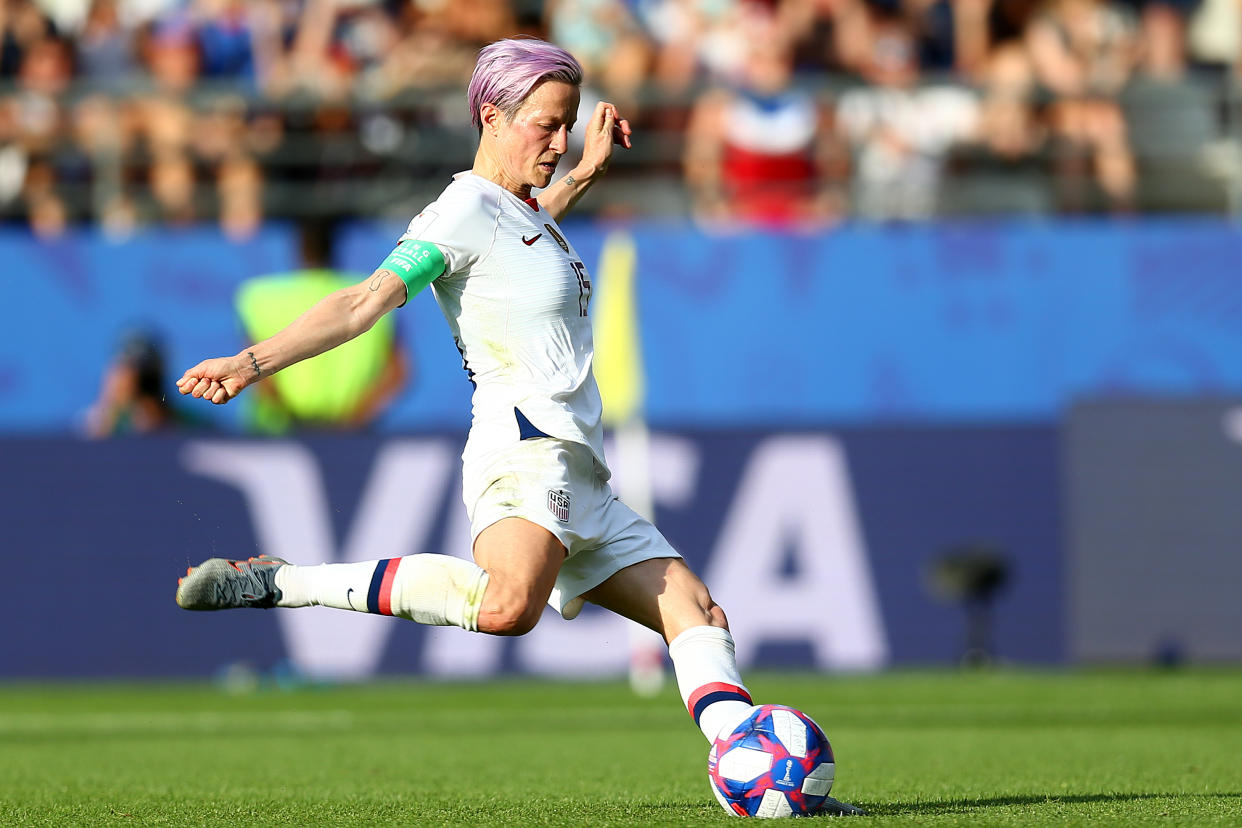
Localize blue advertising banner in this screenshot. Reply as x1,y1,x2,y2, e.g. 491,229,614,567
347,217,1242,425
3,219,1241,432
0,226,296,432
0,427,1059,679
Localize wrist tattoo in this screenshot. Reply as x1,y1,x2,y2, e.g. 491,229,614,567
565,174,577,187
247,350,261,379
369,272,389,292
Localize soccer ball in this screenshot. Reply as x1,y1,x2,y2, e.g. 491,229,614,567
708,704,835,818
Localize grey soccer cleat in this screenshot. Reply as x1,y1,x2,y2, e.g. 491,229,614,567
176,555,287,610
815,797,868,817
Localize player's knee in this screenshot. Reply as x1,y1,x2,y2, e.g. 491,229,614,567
688,576,728,630
705,600,729,630
478,595,543,636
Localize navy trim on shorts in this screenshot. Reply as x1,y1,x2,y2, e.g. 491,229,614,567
514,407,552,440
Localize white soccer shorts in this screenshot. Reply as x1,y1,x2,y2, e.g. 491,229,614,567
462,436,680,618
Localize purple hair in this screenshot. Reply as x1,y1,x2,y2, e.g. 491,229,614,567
467,38,583,133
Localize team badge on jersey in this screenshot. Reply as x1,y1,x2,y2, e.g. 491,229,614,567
548,489,571,523
544,224,570,253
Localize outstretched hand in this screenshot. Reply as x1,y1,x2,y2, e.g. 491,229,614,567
177,356,250,405
580,101,632,176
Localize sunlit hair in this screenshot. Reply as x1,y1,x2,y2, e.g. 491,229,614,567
467,38,583,133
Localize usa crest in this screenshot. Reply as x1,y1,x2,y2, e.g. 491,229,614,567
548,489,571,523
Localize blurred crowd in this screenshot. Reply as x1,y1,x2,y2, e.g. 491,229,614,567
2,0,1241,236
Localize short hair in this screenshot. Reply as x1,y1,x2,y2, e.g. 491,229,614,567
467,38,583,133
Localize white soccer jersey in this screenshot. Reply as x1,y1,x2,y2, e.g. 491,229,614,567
400,172,608,478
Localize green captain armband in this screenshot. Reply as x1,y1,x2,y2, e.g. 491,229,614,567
380,240,446,298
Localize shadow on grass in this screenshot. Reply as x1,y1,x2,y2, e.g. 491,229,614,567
875,791,1242,817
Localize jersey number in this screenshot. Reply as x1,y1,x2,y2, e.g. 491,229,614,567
571,261,591,317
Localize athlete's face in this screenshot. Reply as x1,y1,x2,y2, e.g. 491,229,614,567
484,80,579,196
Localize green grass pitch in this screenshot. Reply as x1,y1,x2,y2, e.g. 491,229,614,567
2,669,1239,826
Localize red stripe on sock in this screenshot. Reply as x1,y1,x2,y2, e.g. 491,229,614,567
377,558,402,616
686,682,751,718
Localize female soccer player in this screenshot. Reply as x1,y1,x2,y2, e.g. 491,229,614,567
176,37,858,816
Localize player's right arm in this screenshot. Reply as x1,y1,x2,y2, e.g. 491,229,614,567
538,101,631,222
179,241,445,405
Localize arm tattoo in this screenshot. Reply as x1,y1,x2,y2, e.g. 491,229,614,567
369,272,390,292
247,350,261,379
564,174,577,187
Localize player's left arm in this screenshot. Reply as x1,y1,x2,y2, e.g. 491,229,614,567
538,101,632,222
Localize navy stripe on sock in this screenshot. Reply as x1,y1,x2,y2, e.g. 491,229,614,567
366,559,393,614
692,690,751,728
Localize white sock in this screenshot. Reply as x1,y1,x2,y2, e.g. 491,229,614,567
274,555,489,632
668,625,756,742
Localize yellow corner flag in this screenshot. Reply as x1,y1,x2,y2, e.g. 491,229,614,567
592,230,644,427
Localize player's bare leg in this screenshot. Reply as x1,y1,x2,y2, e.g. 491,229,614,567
583,557,753,741
470,517,565,636
582,556,722,642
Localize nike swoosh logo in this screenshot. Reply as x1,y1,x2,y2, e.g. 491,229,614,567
346,588,360,611
522,234,542,246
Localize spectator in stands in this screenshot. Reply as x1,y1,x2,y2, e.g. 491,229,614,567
639,0,757,93
13,31,74,223
191,93,248,163
216,151,263,240
76,0,140,91
70,93,127,216
1120,0,1225,210
0,0,1235,229
27,187,67,237
835,5,979,219
418,0,521,49
71,92,126,159
98,191,138,239
140,14,201,94
1025,0,1139,209
780,0,873,76
20,152,55,216
134,95,192,157
0,0,57,78
14,32,72,155
545,0,652,114
943,41,1054,213
683,18,844,227
146,151,198,225
334,1,402,91
778,0,991,79
0,95,27,212
1186,0,1239,74
979,42,1047,159
370,7,479,97
191,0,257,81
256,0,343,99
